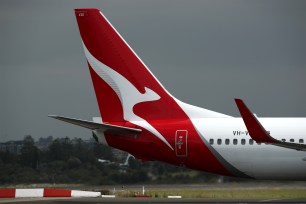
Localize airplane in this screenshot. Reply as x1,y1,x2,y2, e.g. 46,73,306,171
97,154,134,167
49,8,306,180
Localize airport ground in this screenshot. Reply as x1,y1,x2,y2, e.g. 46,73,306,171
2,197,306,204
1,182,306,203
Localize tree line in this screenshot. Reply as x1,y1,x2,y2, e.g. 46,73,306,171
0,135,240,185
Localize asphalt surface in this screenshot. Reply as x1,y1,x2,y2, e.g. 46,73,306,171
1,197,306,204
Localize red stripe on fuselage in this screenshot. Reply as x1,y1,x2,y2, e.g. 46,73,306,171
106,118,235,177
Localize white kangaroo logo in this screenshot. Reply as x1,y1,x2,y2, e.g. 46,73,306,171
84,44,173,150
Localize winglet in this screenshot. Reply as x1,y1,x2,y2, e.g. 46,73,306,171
235,99,306,151
234,99,277,143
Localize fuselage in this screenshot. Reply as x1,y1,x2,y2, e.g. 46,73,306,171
194,118,306,180
95,117,306,180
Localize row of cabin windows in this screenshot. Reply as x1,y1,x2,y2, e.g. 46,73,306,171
210,138,304,145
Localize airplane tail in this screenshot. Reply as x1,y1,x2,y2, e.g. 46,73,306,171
75,8,229,123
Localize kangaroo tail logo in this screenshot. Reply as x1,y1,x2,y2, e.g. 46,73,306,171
84,44,173,150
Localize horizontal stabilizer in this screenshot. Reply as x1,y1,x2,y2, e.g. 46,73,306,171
235,99,306,151
48,115,141,134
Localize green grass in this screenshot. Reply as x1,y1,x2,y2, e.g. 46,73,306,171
117,188,306,199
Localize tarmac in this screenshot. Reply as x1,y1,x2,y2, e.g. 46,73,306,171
1,197,306,204
2,183,306,203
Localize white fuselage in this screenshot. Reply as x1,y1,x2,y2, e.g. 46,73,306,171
193,118,306,180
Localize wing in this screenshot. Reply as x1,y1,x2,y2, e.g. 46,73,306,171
235,99,306,151
48,115,141,135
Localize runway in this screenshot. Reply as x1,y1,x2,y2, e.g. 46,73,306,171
1,197,306,204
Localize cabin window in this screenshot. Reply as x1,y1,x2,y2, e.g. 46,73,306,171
217,139,222,145
209,139,214,145
225,139,230,145
233,139,238,145
249,139,254,145
299,139,304,144
241,139,246,145
290,139,294,143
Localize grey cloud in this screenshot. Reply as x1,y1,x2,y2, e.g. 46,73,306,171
1,0,305,142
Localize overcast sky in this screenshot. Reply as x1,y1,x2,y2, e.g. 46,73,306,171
1,0,306,142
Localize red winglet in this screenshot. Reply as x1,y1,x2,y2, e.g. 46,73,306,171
235,99,277,143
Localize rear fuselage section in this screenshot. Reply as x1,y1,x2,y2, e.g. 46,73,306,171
98,117,306,180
